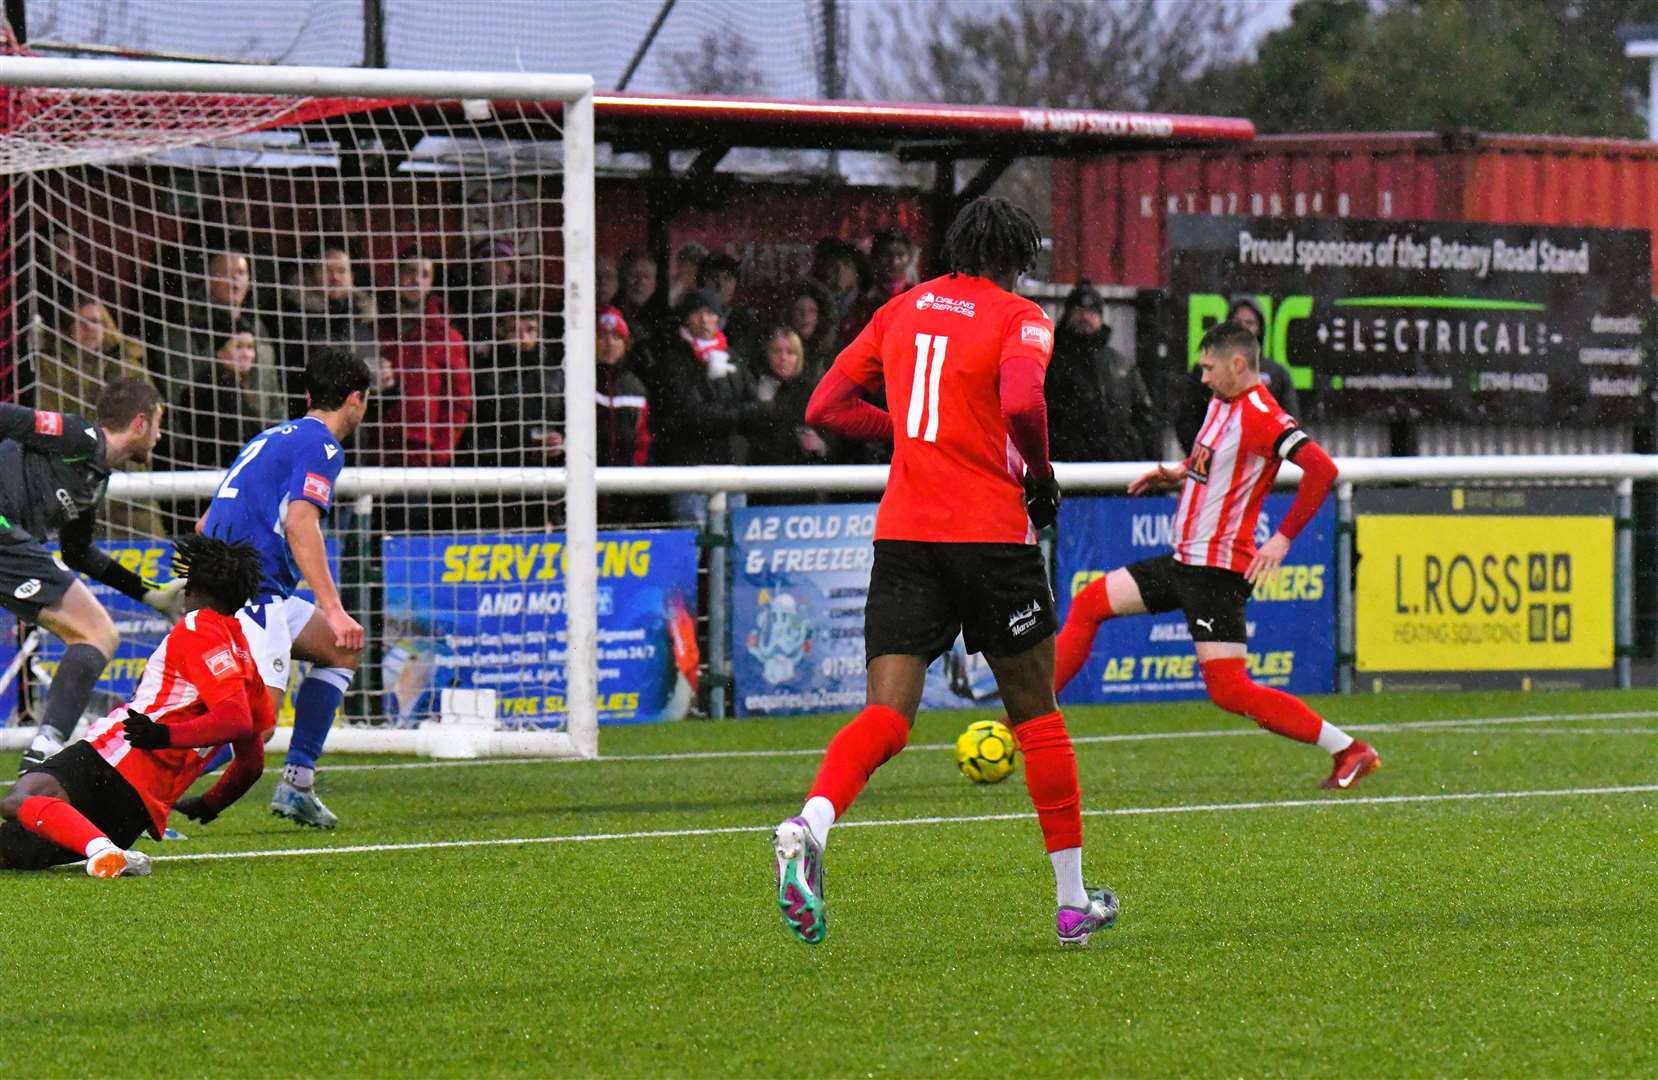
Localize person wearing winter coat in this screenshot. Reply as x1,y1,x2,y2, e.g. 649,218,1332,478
1046,281,1163,462
645,288,771,523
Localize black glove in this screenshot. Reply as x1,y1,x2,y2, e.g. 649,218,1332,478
1023,468,1061,530
173,794,219,825
122,708,172,751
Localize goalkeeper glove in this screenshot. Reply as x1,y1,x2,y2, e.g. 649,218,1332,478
122,708,171,751
142,577,188,622
173,794,219,825
1023,467,1061,531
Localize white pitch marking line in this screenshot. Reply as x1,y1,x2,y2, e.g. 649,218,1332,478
594,709,1658,762
4,708,1656,788
148,783,1658,865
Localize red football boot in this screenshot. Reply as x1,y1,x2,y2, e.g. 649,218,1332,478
1321,740,1381,790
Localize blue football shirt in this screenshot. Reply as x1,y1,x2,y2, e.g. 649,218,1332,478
201,416,344,598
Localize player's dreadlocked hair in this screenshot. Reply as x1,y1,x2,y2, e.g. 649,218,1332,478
942,196,1043,281
171,535,263,616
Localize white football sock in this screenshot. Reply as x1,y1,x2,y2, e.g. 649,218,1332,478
283,764,316,790
25,731,63,759
1316,721,1355,754
800,796,836,849
1051,847,1087,909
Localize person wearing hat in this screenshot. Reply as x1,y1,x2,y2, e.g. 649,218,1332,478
1176,296,1302,453
645,288,772,522
593,305,656,524
1046,280,1163,463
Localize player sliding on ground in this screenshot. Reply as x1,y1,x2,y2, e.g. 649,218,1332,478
0,536,271,876
1055,319,1381,790
201,347,370,829
772,196,1119,947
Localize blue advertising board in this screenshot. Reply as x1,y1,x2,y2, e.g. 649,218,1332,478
731,503,1002,717
382,530,698,727
1053,494,1336,703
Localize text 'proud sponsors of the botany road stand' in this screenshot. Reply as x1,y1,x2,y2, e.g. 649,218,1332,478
382,531,699,726
730,504,1011,716
1168,214,1654,424
1354,487,1615,692
1053,495,1337,703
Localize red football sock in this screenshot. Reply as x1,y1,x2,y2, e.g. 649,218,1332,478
1013,711,1082,852
17,795,107,856
807,704,911,816
1200,658,1322,744
1054,578,1114,693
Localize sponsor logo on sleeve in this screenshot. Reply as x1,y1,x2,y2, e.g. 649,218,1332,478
303,473,332,503
34,411,62,435
1019,321,1053,354
205,648,236,678
324,444,340,460
13,578,40,600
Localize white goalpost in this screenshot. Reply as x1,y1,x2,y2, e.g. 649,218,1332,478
0,56,597,759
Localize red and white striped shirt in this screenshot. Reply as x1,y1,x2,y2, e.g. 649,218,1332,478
82,608,268,838
1172,383,1309,573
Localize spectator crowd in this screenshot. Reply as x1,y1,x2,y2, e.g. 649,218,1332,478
28,221,1216,534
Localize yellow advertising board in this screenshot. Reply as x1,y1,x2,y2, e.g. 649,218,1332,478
1355,493,1613,676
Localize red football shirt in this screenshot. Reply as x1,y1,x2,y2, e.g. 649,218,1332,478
834,273,1054,544
82,608,273,838
1173,382,1307,573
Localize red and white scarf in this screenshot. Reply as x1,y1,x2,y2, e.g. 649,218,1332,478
680,326,735,379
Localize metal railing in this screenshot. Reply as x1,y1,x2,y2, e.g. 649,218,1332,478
111,453,1655,718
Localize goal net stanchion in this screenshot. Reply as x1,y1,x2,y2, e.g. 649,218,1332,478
0,56,597,759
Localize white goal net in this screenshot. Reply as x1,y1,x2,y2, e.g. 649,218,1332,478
0,55,597,758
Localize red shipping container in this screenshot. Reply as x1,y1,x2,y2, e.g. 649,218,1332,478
1052,132,1658,292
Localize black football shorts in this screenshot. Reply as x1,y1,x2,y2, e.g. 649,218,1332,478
864,540,1057,663
0,742,150,871
1124,554,1253,643
0,519,75,621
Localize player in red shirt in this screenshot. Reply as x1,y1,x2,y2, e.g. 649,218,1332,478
771,197,1118,947
0,535,272,877
1053,319,1380,789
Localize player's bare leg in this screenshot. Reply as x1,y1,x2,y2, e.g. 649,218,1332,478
1053,568,1148,695
1193,640,1380,789
21,581,119,771
268,611,362,830
774,654,925,944
0,771,148,877
985,637,1118,946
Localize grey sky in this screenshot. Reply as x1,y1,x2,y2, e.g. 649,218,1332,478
24,0,1297,102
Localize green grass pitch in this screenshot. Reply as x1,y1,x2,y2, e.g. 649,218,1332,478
4,689,1656,1077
